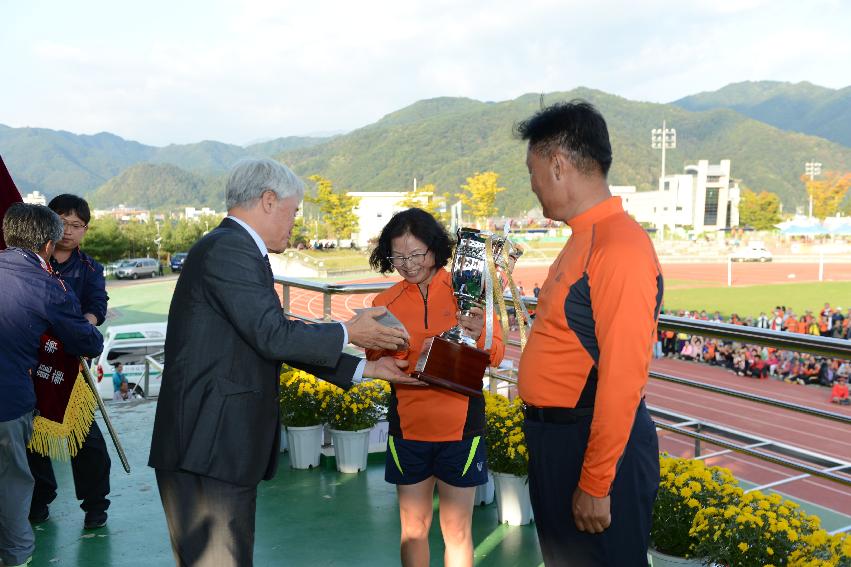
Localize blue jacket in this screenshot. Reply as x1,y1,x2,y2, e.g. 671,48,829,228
0,247,104,421
50,248,109,326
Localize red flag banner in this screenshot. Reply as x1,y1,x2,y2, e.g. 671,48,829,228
28,334,98,459
1,156,97,457
0,154,24,250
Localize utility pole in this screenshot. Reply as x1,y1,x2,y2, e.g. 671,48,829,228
804,160,822,219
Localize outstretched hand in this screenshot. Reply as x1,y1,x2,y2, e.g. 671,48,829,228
344,307,409,351
363,357,426,386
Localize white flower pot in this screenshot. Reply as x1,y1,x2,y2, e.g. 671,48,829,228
285,424,323,469
493,472,534,525
647,547,706,567
475,471,495,506
330,428,371,473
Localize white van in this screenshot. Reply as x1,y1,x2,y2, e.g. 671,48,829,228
730,241,773,262
90,323,167,400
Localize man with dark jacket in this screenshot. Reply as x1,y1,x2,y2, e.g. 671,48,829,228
0,203,103,567
27,194,112,530
148,158,423,567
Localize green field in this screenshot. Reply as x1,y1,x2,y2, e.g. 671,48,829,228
106,277,851,327
663,281,851,317
105,279,175,329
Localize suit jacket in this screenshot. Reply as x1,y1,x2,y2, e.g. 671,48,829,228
148,218,360,486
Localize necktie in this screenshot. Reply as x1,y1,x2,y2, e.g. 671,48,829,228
264,255,273,279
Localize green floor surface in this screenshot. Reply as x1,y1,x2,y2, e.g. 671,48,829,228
28,400,542,566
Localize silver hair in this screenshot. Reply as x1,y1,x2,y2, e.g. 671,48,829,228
2,203,63,252
226,158,305,209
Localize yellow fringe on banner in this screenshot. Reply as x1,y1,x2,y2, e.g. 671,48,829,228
27,373,97,460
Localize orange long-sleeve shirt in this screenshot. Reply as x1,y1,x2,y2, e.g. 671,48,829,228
366,268,505,441
518,197,663,498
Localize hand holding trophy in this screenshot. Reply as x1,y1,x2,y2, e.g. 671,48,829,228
411,228,520,396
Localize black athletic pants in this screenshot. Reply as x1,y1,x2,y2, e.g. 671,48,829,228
524,400,659,567
27,421,111,516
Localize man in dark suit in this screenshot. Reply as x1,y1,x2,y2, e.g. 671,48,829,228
148,158,419,567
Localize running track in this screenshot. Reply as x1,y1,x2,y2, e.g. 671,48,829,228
277,264,851,516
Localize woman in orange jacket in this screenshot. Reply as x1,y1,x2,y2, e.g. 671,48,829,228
366,208,504,567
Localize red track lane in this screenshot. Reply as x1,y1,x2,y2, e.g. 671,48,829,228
662,262,851,287
647,359,851,512
279,269,851,515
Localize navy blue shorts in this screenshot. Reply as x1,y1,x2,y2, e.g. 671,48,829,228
385,435,488,487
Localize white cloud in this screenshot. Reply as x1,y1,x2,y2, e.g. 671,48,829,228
1,0,849,145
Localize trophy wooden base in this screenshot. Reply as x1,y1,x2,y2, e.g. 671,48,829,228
411,336,489,397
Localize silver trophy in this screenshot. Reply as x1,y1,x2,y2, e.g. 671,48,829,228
443,228,507,345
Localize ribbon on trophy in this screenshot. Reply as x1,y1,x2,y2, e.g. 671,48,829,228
28,333,98,460
504,270,530,350
484,232,528,352
483,234,496,350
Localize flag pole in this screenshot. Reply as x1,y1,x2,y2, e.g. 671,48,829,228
80,358,131,473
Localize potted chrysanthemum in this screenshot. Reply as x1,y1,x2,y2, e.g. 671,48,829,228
324,380,390,473
279,366,334,469
650,455,740,566
484,392,532,525
690,490,823,567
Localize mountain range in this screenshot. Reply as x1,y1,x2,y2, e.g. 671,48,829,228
674,81,851,148
0,125,326,200
2,81,850,215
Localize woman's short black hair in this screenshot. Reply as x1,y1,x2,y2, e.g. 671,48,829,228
369,208,452,275
48,194,91,224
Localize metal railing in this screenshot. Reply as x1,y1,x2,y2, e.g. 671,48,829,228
274,276,851,514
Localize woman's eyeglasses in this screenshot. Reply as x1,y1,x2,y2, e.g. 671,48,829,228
387,252,427,267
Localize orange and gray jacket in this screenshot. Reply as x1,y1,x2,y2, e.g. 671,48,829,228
519,197,663,498
367,268,505,442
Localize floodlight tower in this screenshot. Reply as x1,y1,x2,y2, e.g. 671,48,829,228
804,160,822,219
651,121,677,233
651,121,677,184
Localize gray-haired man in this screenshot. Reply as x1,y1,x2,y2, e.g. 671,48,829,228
148,158,421,567
0,204,103,567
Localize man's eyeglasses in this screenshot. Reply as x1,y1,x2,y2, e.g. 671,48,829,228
63,221,88,230
387,252,427,267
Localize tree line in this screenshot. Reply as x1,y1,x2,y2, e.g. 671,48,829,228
81,168,849,265
739,171,851,230
81,170,505,264
83,215,221,264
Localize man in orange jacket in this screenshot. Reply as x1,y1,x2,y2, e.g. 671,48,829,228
515,101,662,566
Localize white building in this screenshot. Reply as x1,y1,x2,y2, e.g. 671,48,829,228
184,206,218,220
92,205,150,223
346,191,431,248
612,160,740,233
23,191,47,205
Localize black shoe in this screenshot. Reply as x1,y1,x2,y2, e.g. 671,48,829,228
29,507,49,524
83,512,108,529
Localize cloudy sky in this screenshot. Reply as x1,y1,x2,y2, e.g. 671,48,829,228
2,0,849,146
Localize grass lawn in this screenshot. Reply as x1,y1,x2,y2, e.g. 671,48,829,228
663,281,851,317
103,276,851,327
105,279,176,329
282,249,372,270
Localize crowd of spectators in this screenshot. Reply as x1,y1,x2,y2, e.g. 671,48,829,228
657,303,851,406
